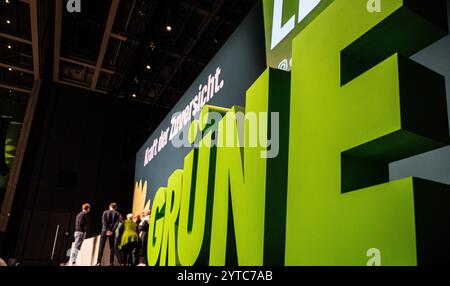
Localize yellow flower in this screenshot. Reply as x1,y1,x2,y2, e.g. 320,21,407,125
133,180,150,216
5,138,16,166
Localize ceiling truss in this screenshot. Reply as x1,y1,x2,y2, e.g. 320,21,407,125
0,0,40,94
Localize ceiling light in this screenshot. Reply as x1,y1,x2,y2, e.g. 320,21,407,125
9,90,12,93
6,0,10,4
7,45,12,49
146,65,151,70
149,42,156,50
166,25,172,32
8,67,13,71
6,19,11,24
132,93,137,98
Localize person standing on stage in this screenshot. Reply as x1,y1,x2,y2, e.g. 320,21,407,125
118,213,140,266
96,202,119,266
138,210,151,266
68,203,90,265
114,213,124,265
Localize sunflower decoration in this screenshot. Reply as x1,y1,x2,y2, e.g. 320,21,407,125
5,138,17,167
1,139,14,190
133,180,151,216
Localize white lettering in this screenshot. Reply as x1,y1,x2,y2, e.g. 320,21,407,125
366,248,381,266
143,67,225,166
367,0,382,13
271,0,295,50
298,0,321,23
66,0,81,13
271,0,321,50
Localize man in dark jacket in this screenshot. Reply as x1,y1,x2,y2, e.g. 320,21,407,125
96,202,119,266
69,203,90,265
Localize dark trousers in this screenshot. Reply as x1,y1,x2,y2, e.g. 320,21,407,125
114,236,123,265
140,232,148,265
121,243,137,266
97,231,115,265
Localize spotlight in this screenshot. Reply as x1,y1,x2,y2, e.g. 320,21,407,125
7,45,12,49
6,0,10,4
9,90,12,93
8,67,13,71
146,65,151,70
6,19,11,24
132,93,137,98
166,25,172,32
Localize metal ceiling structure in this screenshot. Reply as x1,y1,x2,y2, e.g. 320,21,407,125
0,0,45,232
0,0,40,122
2,0,257,110
51,0,257,107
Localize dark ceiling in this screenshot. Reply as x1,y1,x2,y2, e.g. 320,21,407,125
0,0,258,119
0,0,36,123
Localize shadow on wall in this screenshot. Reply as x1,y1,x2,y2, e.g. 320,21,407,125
389,0,450,184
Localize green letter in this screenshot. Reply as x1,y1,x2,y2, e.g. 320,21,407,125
286,0,450,265
177,130,213,265
159,170,182,266
147,187,166,266
210,68,290,265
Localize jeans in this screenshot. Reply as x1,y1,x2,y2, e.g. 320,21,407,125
69,231,86,264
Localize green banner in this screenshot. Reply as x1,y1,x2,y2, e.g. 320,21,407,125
142,0,450,266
